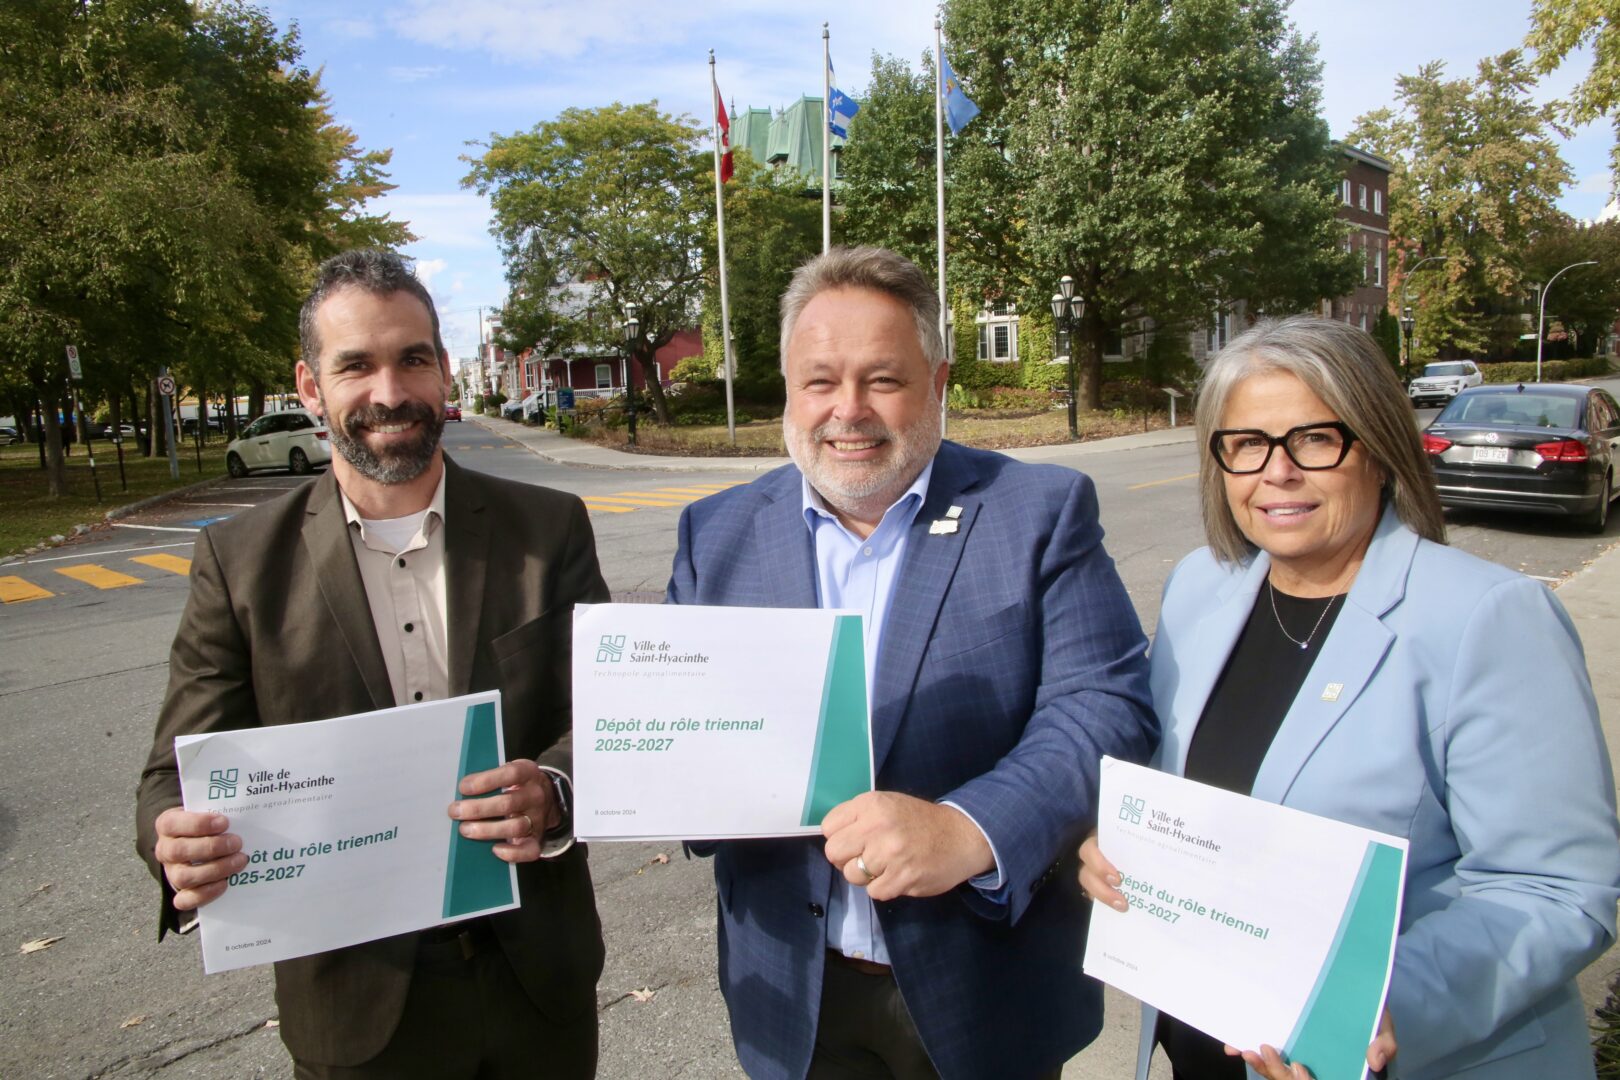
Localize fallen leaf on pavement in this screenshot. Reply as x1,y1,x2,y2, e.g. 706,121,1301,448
263,1019,280,1030
20,935,64,954
650,853,670,865
120,1015,147,1029
629,988,656,1003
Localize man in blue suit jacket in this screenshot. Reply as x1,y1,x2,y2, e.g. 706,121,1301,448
666,247,1157,1079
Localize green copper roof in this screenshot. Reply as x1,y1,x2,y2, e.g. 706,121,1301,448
730,95,849,189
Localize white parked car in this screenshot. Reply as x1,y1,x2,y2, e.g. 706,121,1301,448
1408,360,1483,407
226,408,332,477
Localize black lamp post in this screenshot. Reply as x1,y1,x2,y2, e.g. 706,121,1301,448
623,304,640,447
1400,304,1415,382
1050,275,1085,440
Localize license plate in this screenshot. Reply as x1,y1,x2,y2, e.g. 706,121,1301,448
1472,446,1511,464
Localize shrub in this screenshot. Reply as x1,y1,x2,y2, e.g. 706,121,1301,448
1480,355,1615,383
985,386,1060,411
1595,968,1620,1078
472,395,485,413
670,354,720,385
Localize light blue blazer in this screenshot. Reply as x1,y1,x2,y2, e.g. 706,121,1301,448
1135,506,1620,1080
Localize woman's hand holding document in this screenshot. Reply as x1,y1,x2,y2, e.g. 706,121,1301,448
1082,758,1406,1080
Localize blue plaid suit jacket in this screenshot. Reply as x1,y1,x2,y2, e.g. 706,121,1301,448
667,441,1158,1080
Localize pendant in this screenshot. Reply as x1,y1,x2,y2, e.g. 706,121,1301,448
1299,642,1308,650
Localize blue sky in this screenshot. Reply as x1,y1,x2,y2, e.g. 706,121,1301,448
257,0,1608,362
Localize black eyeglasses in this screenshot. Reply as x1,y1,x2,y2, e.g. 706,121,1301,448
1209,422,1358,474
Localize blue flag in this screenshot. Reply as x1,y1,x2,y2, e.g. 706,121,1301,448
941,52,980,135
827,56,859,138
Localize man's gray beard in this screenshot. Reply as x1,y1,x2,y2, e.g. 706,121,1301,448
321,395,445,485
783,404,942,520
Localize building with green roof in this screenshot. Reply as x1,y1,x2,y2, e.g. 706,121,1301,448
728,95,849,191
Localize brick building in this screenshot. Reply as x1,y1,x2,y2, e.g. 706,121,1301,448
1327,144,1392,332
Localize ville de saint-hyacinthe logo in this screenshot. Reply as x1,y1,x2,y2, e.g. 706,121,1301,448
596,635,627,663
209,768,240,800
1119,793,1145,825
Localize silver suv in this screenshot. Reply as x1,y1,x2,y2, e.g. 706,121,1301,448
1409,360,1483,407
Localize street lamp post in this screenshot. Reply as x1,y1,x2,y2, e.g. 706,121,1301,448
623,304,640,448
1536,261,1598,381
1399,254,1449,380
1051,275,1085,441
1400,304,1415,379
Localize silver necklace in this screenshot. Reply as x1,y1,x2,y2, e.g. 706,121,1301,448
1268,580,1339,651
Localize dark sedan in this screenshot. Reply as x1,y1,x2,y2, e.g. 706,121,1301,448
1423,383,1620,532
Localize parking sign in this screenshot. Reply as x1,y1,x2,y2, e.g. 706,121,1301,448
65,345,82,381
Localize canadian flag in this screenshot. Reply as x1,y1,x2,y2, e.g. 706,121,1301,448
716,87,734,184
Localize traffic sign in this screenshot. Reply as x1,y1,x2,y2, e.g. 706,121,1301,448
65,345,82,381
157,375,177,397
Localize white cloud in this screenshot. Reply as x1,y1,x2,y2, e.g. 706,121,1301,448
1578,171,1613,195
414,257,450,291
376,191,495,251
388,64,450,83
324,17,377,39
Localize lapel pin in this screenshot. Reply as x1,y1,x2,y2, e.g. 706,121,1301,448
1320,682,1344,702
945,505,963,520
928,519,959,536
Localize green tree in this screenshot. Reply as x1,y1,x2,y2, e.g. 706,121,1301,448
699,150,822,402
1354,54,1572,360
940,0,1356,410
1523,218,1620,359
464,103,711,424
1527,0,1620,182
840,53,940,270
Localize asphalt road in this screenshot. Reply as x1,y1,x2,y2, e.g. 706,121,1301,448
2,402,1617,1078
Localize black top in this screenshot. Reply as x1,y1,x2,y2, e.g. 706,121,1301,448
1158,581,1346,1079
1184,582,1346,796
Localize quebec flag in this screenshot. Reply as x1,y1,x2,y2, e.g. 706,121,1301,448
941,52,981,135
827,56,859,138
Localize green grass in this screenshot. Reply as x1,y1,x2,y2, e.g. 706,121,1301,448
0,440,227,558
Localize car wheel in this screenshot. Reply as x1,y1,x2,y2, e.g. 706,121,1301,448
1582,474,1612,534
227,452,248,479
289,447,312,475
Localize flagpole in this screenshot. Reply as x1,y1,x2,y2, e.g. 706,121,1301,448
822,22,831,253
710,51,737,445
935,20,949,433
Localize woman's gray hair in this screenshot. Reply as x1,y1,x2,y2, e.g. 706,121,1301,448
778,246,945,372
1195,315,1446,564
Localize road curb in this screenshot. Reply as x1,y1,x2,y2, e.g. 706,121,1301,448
103,475,224,521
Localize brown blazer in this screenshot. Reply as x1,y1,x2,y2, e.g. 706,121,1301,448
135,457,608,1066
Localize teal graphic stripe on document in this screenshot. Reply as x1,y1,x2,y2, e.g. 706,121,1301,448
1283,841,1404,1080
443,701,515,918
800,615,872,827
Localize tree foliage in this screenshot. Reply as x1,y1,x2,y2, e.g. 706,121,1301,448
839,53,941,271
463,103,711,423
1353,53,1572,359
933,0,1356,409
699,150,822,402
1523,219,1620,358
0,0,407,492
1527,0,1620,181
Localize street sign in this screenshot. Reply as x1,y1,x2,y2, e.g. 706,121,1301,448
65,345,82,381
156,375,177,397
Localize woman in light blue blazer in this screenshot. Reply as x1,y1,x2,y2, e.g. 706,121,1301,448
1080,316,1620,1080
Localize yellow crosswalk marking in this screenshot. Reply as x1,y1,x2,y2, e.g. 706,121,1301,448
612,490,703,502
580,502,638,514
132,553,192,576
1127,471,1199,491
56,564,143,590
0,576,53,603
650,487,730,495
587,495,691,507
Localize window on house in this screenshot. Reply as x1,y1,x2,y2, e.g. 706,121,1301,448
594,363,612,389
1359,312,1368,332
1208,309,1233,354
1357,183,1367,210
1373,189,1384,215
1341,179,1352,205
1373,248,1384,287
976,304,1019,362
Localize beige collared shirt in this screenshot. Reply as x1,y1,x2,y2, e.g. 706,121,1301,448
339,474,450,708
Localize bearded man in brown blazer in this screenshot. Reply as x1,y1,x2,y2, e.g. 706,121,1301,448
136,249,607,1078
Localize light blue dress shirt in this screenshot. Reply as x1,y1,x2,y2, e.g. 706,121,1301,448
801,463,1006,964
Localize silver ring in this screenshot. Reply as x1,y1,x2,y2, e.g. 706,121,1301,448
856,855,880,880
